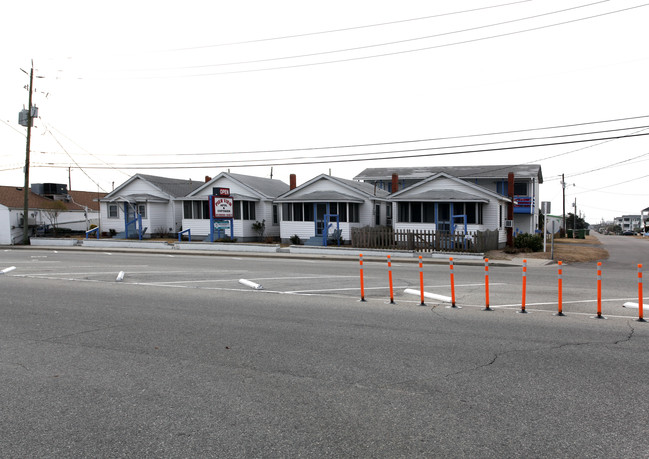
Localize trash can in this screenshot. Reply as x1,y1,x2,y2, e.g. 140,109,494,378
567,229,573,238
576,229,586,239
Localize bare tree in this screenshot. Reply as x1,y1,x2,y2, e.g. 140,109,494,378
43,200,67,235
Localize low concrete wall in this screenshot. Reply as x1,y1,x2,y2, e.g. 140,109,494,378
289,246,415,258
289,245,484,260
175,242,281,253
30,238,79,247
82,240,174,249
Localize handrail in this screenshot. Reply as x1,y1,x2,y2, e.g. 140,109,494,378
178,228,191,242
86,227,99,239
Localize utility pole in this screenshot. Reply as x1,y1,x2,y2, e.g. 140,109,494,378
21,63,34,245
573,197,577,237
560,174,575,239
561,173,566,238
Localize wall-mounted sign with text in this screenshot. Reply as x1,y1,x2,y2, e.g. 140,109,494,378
212,196,234,218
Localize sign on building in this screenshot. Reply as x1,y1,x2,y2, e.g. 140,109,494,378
212,196,234,218
213,187,231,197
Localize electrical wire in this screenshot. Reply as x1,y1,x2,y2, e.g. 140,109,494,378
32,131,649,170
75,2,648,79
164,0,532,52
47,130,107,192
148,1,610,72
46,125,649,167
50,114,649,158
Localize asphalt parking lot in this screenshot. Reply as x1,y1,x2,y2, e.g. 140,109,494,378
2,248,649,457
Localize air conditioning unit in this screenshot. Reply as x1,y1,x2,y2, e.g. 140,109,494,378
505,220,514,228
19,217,36,227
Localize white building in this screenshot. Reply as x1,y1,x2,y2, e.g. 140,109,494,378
182,172,290,242
274,174,389,245
614,215,642,232
0,184,103,245
354,164,543,235
100,174,202,238
388,172,511,247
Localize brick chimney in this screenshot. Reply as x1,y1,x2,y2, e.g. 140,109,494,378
205,176,212,183
290,174,297,190
391,173,399,193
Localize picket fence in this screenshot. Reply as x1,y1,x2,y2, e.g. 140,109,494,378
350,227,499,253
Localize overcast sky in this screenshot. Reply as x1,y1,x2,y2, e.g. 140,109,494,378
2,0,648,223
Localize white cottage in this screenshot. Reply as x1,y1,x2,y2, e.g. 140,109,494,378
355,165,543,235
275,174,389,245
182,172,290,241
100,174,201,238
389,172,511,247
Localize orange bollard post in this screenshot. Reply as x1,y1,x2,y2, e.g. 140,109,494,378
449,257,457,308
387,255,395,304
419,255,426,306
556,261,564,316
484,258,492,311
594,261,604,319
638,264,645,322
359,254,366,302
519,259,528,314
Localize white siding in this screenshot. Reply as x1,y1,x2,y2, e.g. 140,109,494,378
0,206,10,245
186,178,276,241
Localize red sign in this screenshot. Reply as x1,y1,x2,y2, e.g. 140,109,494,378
213,187,231,197
212,196,234,218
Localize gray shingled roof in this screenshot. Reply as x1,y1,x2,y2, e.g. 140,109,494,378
353,165,543,183
276,190,364,203
333,176,390,198
137,174,203,198
227,173,290,198
390,189,489,202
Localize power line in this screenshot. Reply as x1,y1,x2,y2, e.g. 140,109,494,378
148,1,610,72
163,0,532,52
47,130,107,192
73,2,648,79
33,131,649,170
47,114,649,158
40,125,649,166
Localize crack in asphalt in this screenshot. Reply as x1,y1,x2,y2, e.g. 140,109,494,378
445,325,638,378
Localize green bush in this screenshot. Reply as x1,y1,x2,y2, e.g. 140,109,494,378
514,233,543,252
290,234,301,245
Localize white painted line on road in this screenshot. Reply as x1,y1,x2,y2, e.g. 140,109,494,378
404,288,452,303
286,285,411,294
492,297,646,309
1,266,17,274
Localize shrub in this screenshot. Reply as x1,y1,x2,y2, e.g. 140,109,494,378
251,220,266,241
290,234,301,245
514,233,543,252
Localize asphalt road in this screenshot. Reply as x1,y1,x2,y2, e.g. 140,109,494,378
1,247,649,457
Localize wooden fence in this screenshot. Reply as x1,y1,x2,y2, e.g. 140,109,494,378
351,227,500,253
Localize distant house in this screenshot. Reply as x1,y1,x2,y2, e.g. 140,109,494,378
0,184,103,245
641,207,649,232
354,164,543,234
99,174,202,238
614,214,642,232
388,172,511,246
182,172,290,241
274,174,389,245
